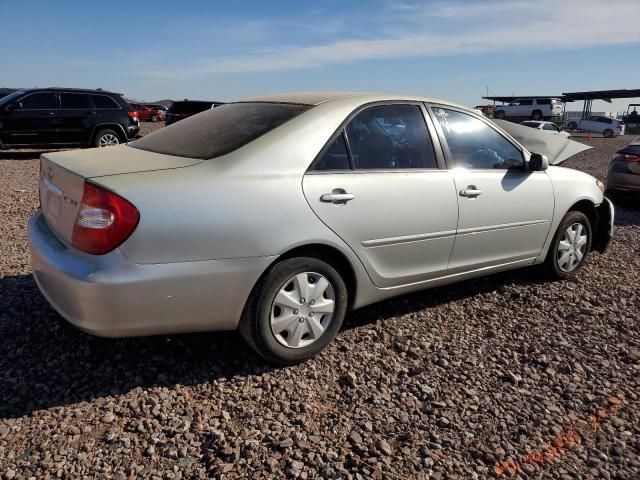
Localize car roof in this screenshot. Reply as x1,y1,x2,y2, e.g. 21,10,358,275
21,87,122,95
239,91,470,109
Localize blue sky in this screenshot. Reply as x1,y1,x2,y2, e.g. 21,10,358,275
2,0,639,113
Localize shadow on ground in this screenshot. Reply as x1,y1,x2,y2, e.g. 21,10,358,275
0,150,49,161
0,267,546,419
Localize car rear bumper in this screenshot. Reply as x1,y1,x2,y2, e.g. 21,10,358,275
607,169,640,191
28,212,274,337
127,124,140,139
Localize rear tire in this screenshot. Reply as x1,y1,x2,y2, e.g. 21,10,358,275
603,128,614,138
543,211,592,280
239,256,348,365
532,110,542,120
93,129,121,148
494,110,505,119
567,121,577,130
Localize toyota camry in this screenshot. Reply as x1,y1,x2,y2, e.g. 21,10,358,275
29,92,614,364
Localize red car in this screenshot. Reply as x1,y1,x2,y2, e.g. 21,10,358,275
129,102,162,122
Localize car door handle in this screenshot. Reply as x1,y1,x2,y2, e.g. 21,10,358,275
459,186,483,197
320,191,355,204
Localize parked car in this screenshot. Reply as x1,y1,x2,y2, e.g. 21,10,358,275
129,102,162,122
606,140,640,192
494,98,564,121
0,88,139,148
165,100,222,125
566,116,625,138
29,92,613,365
144,104,167,121
521,120,571,139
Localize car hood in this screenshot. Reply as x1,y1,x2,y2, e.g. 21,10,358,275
493,119,592,165
42,144,203,179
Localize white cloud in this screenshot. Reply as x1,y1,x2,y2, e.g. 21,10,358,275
140,0,640,77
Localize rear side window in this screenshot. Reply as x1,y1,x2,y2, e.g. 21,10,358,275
314,133,351,171
131,102,310,159
17,93,58,110
90,94,120,109
345,104,437,169
598,117,613,124
542,123,556,131
536,99,551,105
433,107,524,170
60,93,92,109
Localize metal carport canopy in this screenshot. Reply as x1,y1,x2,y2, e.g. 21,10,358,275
562,89,640,102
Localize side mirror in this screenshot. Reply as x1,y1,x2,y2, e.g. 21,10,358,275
529,153,549,171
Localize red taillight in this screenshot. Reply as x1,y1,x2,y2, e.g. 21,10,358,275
614,153,640,163
71,182,139,255
128,111,138,120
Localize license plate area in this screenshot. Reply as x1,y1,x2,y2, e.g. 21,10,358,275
41,176,62,221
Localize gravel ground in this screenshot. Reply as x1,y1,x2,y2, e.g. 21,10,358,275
0,127,638,479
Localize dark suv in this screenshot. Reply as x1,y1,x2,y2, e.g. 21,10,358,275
0,88,140,149
165,100,223,126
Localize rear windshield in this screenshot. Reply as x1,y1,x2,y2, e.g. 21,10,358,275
168,101,215,114
130,102,310,159
620,145,640,155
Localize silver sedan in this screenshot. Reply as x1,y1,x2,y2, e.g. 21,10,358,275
29,92,614,364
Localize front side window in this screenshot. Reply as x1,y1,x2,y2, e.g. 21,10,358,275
60,93,92,109
131,102,310,159
345,104,437,169
433,107,524,170
17,93,58,110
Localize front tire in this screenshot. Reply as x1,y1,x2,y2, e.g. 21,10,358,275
544,211,592,279
93,129,121,148
494,110,506,119
567,121,577,130
532,110,542,120
239,256,348,365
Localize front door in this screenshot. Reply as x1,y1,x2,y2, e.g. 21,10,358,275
429,105,554,272
303,103,459,288
2,92,59,146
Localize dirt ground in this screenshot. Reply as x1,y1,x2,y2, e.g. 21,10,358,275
0,128,638,479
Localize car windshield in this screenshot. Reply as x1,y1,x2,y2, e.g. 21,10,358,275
0,91,25,106
130,102,310,159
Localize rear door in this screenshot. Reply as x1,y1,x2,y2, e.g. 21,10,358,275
58,92,94,144
303,103,459,288
2,92,59,145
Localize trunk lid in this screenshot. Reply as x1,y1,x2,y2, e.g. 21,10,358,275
39,145,202,246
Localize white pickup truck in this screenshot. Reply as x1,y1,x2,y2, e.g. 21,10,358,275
494,98,564,121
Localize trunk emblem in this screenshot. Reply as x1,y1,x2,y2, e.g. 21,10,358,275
63,195,78,206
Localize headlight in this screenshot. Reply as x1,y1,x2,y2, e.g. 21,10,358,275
596,179,605,193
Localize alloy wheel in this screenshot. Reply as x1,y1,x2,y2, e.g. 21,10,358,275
99,133,120,147
269,271,335,349
556,222,588,272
